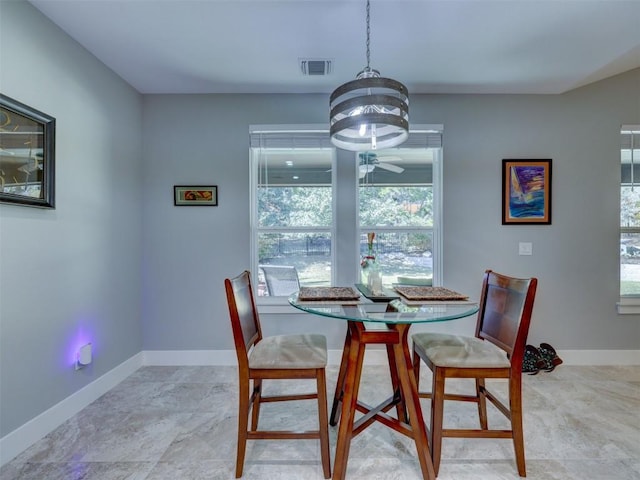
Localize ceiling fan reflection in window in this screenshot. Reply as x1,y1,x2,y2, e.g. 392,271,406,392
358,152,404,179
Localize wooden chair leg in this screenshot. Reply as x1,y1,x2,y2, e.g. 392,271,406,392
250,378,262,431
476,378,488,430
412,349,421,391
430,367,446,477
317,369,332,479
510,378,527,476
236,378,250,478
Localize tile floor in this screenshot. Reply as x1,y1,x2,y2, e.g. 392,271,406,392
1,364,639,480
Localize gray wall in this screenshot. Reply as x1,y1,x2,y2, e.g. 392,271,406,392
141,71,640,352
1,0,639,442
0,1,143,436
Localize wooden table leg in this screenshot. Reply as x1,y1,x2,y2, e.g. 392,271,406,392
391,323,436,480
386,343,407,423
331,321,435,480
330,326,351,426
332,322,366,480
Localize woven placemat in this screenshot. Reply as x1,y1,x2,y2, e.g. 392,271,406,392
394,286,469,301
297,286,360,301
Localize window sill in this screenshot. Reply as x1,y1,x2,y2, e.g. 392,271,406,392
617,297,640,314
256,297,299,315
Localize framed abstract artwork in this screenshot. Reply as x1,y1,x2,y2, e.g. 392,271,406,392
173,185,218,206
502,159,552,225
0,94,56,208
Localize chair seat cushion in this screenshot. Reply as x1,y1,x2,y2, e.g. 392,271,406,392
412,332,510,368
249,334,327,369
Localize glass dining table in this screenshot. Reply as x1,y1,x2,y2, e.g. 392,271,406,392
289,295,479,480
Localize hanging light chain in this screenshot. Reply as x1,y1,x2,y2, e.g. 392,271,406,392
365,0,371,71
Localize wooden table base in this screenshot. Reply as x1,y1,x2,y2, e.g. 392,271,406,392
329,320,436,480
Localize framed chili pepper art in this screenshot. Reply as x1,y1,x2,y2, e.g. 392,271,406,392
173,185,218,206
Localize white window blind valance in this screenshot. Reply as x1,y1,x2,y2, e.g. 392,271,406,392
250,125,443,150
402,130,443,149
621,125,640,185
621,126,640,150
250,131,333,149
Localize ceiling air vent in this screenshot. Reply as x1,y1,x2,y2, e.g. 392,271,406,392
300,59,332,76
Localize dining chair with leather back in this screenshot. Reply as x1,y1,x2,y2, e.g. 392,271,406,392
224,270,331,478
411,270,538,477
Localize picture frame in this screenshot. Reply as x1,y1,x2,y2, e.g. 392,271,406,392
174,185,218,206
0,94,56,208
502,159,552,225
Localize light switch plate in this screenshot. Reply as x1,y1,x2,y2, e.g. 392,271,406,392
519,242,533,256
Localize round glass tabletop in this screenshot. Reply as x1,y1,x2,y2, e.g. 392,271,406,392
289,293,479,325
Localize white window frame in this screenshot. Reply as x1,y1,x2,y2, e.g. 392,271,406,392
356,127,443,286
249,124,443,310
250,125,335,307
618,125,640,314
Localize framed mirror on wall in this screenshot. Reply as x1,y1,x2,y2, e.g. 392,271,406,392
0,94,56,208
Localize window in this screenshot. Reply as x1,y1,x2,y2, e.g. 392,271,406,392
250,125,442,300
358,134,442,287
250,127,334,298
620,125,640,298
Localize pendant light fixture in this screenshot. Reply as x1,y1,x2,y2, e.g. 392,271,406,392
330,0,409,151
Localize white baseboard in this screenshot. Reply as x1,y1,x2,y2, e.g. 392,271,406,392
140,349,640,367
141,349,391,366
142,349,238,366
0,352,143,467
557,349,640,365
1,348,638,467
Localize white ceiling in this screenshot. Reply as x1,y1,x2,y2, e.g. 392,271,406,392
28,0,640,95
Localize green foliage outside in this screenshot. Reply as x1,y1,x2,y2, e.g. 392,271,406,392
258,185,433,229
620,187,640,296
620,186,640,227
258,186,332,227
359,185,433,227
257,184,434,287
620,281,640,296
